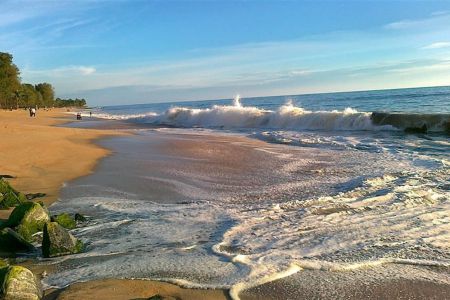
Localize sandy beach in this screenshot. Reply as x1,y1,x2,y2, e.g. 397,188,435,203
0,109,121,220
1,109,449,300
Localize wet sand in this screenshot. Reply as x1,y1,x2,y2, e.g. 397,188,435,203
44,279,229,300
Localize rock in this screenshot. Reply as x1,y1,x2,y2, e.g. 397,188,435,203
0,179,25,210
0,228,35,253
51,213,76,229
0,266,43,300
404,124,428,134
147,295,177,300
6,202,50,242
74,213,87,222
42,222,84,258
0,258,8,268
25,193,46,201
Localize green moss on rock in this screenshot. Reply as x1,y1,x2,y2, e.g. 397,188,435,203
42,222,84,258
51,213,76,229
0,258,8,268
6,202,50,242
1,266,42,300
0,179,24,210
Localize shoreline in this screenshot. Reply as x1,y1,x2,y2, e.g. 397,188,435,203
2,109,449,300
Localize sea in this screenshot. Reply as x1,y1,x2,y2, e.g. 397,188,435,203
45,86,449,299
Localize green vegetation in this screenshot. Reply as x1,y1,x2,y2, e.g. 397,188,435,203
0,52,88,109
55,97,87,108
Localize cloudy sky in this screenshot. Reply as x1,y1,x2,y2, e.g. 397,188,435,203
1,0,450,105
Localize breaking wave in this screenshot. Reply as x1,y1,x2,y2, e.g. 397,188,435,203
90,96,450,133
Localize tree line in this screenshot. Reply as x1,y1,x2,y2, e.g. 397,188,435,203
0,52,87,109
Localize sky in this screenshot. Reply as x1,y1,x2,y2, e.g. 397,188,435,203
1,0,450,105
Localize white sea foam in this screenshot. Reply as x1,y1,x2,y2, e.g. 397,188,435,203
44,118,449,299
89,99,398,131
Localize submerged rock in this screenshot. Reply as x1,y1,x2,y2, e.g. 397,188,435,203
0,266,42,300
147,295,177,300
6,202,50,242
0,228,35,253
42,222,84,258
74,213,87,223
51,213,76,229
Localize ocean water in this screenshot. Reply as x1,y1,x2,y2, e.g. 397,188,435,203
46,86,449,299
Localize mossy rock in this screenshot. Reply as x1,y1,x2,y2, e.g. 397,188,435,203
0,266,42,300
51,213,76,230
0,258,8,268
6,202,50,242
0,179,25,209
42,222,84,258
0,190,21,210
0,228,35,253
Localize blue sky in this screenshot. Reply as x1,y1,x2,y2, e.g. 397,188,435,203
1,0,450,105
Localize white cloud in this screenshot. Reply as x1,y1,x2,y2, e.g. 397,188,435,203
75,66,96,75
422,42,450,50
385,11,450,30
24,65,96,77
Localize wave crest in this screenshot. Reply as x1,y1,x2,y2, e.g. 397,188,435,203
92,100,450,132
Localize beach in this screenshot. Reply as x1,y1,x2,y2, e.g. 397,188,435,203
1,106,449,300
0,109,121,220
0,109,230,299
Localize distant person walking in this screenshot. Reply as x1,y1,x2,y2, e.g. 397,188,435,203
90,111,92,117
31,107,36,117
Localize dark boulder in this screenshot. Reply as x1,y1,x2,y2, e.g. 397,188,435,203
42,222,84,258
74,213,87,223
0,228,35,253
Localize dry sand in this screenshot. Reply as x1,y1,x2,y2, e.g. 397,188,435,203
0,109,122,220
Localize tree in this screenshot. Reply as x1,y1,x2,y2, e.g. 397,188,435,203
35,83,54,107
19,83,41,108
0,52,21,109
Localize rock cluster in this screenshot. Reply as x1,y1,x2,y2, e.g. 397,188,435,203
0,179,88,299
